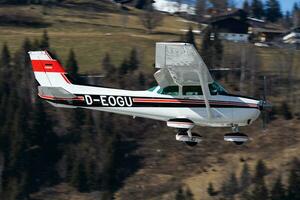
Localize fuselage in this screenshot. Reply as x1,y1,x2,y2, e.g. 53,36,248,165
45,83,261,128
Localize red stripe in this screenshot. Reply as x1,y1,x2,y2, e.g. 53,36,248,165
39,94,84,101
61,73,71,84
31,60,65,73
132,98,258,108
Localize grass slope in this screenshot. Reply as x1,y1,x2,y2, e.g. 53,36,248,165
0,2,198,74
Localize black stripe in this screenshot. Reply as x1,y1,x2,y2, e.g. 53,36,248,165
44,95,259,109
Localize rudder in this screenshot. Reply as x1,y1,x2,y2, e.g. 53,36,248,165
28,51,72,87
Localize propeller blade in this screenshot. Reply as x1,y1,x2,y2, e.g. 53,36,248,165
261,75,271,130
263,76,267,101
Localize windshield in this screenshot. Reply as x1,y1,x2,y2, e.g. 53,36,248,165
157,86,179,96
209,82,228,95
147,86,157,92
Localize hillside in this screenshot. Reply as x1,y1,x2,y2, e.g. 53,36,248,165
1,1,300,200
0,1,199,74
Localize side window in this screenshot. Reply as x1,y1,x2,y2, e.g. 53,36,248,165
183,86,203,95
158,86,179,96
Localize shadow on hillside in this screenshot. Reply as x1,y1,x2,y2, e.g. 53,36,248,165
0,13,50,28
152,31,182,36
58,2,117,13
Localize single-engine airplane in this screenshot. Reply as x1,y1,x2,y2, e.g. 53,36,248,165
28,43,271,146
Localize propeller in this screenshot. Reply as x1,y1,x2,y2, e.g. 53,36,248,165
259,76,272,129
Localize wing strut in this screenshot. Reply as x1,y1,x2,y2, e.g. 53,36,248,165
198,71,212,119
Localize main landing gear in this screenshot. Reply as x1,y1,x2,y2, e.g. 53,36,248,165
176,125,249,146
176,129,202,147
224,125,249,145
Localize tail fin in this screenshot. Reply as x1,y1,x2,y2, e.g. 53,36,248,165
28,51,72,87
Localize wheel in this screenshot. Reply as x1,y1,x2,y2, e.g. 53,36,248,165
185,133,201,147
224,133,249,145
234,141,245,145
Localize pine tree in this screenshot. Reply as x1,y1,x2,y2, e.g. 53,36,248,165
195,0,208,21
270,175,286,200
279,102,293,120
207,182,217,196
251,0,265,19
65,49,79,81
135,0,149,9
119,58,130,75
0,43,10,68
284,11,293,28
252,178,269,200
265,0,282,22
128,48,139,71
209,0,228,10
287,158,300,200
293,3,300,27
213,31,223,68
201,29,223,69
254,160,267,183
201,28,213,68
40,29,49,50
240,162,251,191
138,72,145,87
185,26,196,47
222,172,239,198
71,160,89,192
251,160,269,200
27,100,60,192
185,187,194,200
243,0,250,13
175,187,185,200
102,53,116,78
0,43,11,94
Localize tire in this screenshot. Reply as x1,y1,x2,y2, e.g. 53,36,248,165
185,133,201,147
234,141,245,145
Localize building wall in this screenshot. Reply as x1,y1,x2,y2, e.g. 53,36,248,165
219,33,249,42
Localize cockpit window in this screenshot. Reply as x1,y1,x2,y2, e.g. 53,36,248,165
183,86,203,95
209,82,228,95
158,86,179,96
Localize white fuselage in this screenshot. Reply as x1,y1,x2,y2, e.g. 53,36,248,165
53,83,261,128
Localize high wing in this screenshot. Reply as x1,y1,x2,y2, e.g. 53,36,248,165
154,42,214,119
154,42,214,87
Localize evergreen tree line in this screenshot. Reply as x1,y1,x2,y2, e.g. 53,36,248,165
0,31,146,200
0,0,64,5
101,47,153,90
196,0,285,23
175,186,194,200
207,158,300,200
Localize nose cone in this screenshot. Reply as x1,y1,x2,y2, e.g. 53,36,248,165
259,100,272,112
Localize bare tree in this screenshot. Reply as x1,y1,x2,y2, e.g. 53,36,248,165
195,0,208,21
293,10,300,27
209,0,228,10
139,6,164,33
176,0,182,12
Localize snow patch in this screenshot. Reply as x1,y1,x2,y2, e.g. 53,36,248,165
153,0,195,14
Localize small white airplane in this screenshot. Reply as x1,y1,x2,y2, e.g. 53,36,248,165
28,43,271,146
